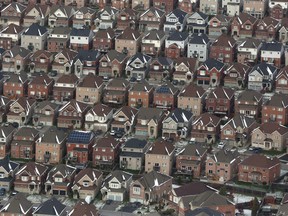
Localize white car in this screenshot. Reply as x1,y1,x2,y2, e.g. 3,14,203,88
110,130,116,136
217,142,225,149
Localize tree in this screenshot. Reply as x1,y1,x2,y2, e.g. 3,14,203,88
251,197,260,216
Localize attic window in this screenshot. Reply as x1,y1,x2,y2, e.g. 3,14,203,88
83,181,89,187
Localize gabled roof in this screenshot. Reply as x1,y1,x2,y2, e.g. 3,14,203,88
137,170,172,190
238,38,262,49
68,202,98,216
178,84,206,98
212,34,236,48
137,107,164,122
155,82,179,95
147,140,175,156
104,170,132,184
49,5,75,18
77,73,103,89
0,23,24,34
276,65,288,81
119,7,138,17
130,79,154,92
189,33,209,45
175,57,198,71
24,4,50,18
16,162,47,176
10,97,35,112
142,29,165,40
0,193,32,214
29,74,53,86
94,27,115,39
55,48,78,64
240,154,280,169
33,197,66,215
166,8,187,23
75,50,99,62
99,5,119,15
56,73,78,84
264,93,288,108
165,108,193,123
23,23,47,36
67,130,94,144
0,125,16,139
106,77,130,88
14,126,39,138
261,42,283,52
70,28,92,37
0,156,19,173
104,50,127,63
58,99,89,113
281,17,288,29
235,12,257,25
152,56,173,66
189,11,208,20
117,27,141,40
222,114,257,130
185,207,224,216
37,126,67,144
49,26,71,35
46,164,76,182
225,62,250,78
167,31,189,41
201,58,224,71
192,113,221,127
258,16,280,28
207,87,234,100
255,122,288,135
250,62,277,76
1,2,26,13
114,106,138,121
140,6,165,18
177,144,207,157
74,168,102,183
31,50,53,59
173,182,215,197
123,138,147,149
0,96,10,107
237,89,263,102
87,103,113,117
127,52,151,66
8,46,31,58
94,136,119,148
35,100,59,111
75,6,96,15
210,149,239,164
209,14,232,23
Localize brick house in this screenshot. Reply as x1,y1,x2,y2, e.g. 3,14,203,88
23,4,50,27
3,73,29,100
270,4,285,20
103,78,130,106
221,114,259,147
128,80,154,109
0,96,12,123
93,136,121,167
209,34,236,63
69,202,100,216
234,89,263,118
66,130,95,165
224,63,250,89
199,0,219,15
44,164,76,196
125,53,152,80
145,139,175,175
115,27,142,57
132,0,151,10
176,144,207,178
76,74,104,104
71,168,103,199
231,13,258,38
33,101,59,126
0,2,27,26
196,58,225,89
141,30,166,57
165,31,189,59
191,113,221,143
53,74,79,102
95,6,119,31
28,74,54,100
98,50,128,78
275,66,288,94
7,97,36,126
57,99,89,129
149,57,174,82
238,154,280,184
0,193,33,215
10,127,39,160
73,7,96,29
208,14,232,36
47,27,71,53
206,149,240,182
84,103,113,132
237,38,262,65
177,84,206,116
186,12,208,33
0,125,16,159
35,126,67,164
70,28,94,51
279,18,288,43
153,82,179,110
260,42,284,68
178,0,194,13
29,50,54,73
74,50,101,77
243,0,267,19
0,156,19,191
262,93,288,125
130,171,172,204
0,24,24,50
139,7,166,32
251,122,288,151
173,57,198,84
93,28,115,53
153,0,176,13
111,106,138,134
255,17,280,41
117,8,140,30
48,5,75,28
14,162,48,194
52,48,78,75
111,0,129,9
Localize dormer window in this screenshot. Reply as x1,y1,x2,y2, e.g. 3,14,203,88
134,62,141,68
0,172,4,178
21,175,29,182
101,62,107,67
55,177,63,182
245,25,251,30
154,65,160,70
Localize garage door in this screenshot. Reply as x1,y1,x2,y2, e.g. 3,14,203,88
60,190,66,195
115,195,122,201
108,194,115,200
53,190,59,195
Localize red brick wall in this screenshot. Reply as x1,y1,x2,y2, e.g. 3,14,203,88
262,106,288,125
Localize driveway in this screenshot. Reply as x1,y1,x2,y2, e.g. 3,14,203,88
101,201,122,211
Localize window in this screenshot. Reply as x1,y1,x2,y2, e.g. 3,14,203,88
133,185,141,195
83,181,89,187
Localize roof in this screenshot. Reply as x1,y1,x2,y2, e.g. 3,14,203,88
202,58,224,71
50,5,75,18
1,2,26,13
140,6,165,18
50,26,71,35
0,125,15,139
24,4,49,18
137,107,164,122
236,12,257,25
74,168,102,183
175,57,198,71
46,164,76,182
0,156,19,173
99,5,119,15
114,106,138,121
207,87,234,100
0,193,32,214
225,62,250,78
261,42,283,52
211,149,239,163
167,31,189,41
35,100,59,111
117,27,141,40
130,79,153,92
15,126,39,138
190,11,208,20
147,140,175,156
237,89,263,102
238,38,262,49
142,29,165,40
127,52,151,66
192,113,221,127
106,78,130,88
179,84,206,98
189,33,209,45
56,73,78,84
94,27,115,39
76,6,96,15
173,182,215,197
70,28,92,37
177,144,207,157
68,202,98,216
264,93,288,108
167,8,187,23
0,23,24,34
212,34,236,48
258,16,280,28
16,162,47,176
76,50,99,62
166,108,193,123
123,138,147,149
255,122,288,135
87,103,112,117
94,136,119,148
104,170,132,184
77,73,103,88
155,82,179,95
222,114,257,130
0,96,10,107
58,99,88,113
67,130,94,144
240,154,280,169
33,197,66,215
55,48,78,64
8,46,31,58
185,207,224,216
250,62,277,76
31,50,53,59
210,14,232,23
152,56,173,66
37,126,67,144
105,49,127,63
29,74,53,86
137,170,172,190
23,23,47,36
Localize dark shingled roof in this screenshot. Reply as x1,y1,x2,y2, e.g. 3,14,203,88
70,28,92,37
23,23,47,36
211,149,239,163
46,164,76,182
255,122,288,135
0,156,19,173
240,154,280,169
264,93,288,108
77,73,103,88
37,126,67,144
130,79,154,92
69,201,98,216
202,58,225,71
250,62,277,76
261,42,283,52
167,31,189,41
142,29,165,40
33,197,66,215
185,207,224,216
177,144,207,157
117,27,141,40
237,89,263,102
189,33,209,45
76,50,99,62
74,168,102,183
207,87,234,99
0,193,32,214
87,103,112,117
94,136,119,148
137,171,172,190
166,8,187,24
166,108,193,123
173,182,215,197
147,140,175,156
137,107,164,121
123,138,147,149
105,50,127,62
178,84,206,98
239,38,262,49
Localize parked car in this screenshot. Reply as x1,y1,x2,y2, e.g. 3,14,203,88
0,188,6,196
110,130,116,136
106,199,113,205
249,147,262,153
217,142,225,149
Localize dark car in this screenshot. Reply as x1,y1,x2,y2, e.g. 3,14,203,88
0,188,6,196
179,80,185,85
172,80,179,85
106,199,113,205
129,77,137,83
49,70,57,77
249,147,262,154
115,132,123,138
167,137,174,143
11,122,19,128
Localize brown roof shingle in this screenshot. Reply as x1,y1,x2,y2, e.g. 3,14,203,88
240,154,280,169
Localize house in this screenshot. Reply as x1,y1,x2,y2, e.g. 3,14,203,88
117,8,140,30
70,28,94,51
76,74,104,104
3,73,29,99
93,136,121,167
92,27,115,53
231,13,258,38
0,157,19,190
270,3,286,20
35,126,67,164
165,31,189,59
164,8,188,33
210,34,236,63
128,80,154,108
178,0,195,14
29,50,54,73
111,106,138,134
173,57,198,83
65,0,87,7
243,0,267,19
132,0,151,11
52,48,78,75
48,5,75,28
0,96,12,123
234,89,263,118
66,130,95,165
237,38,262,65
32,101,59,126
85,103,113,132
73,7,96,29
191,113,221,143
276,66,288,93
177,84,206,116
32,197,67,216
187,12,209,34
57,99,89,129
149,57,174,82
112,0,129,10
205,87,235,117
115,27,142,57
0,193,33,215
0,24,24,50
2,46,32,73
23,4,50,27
247,62,278,92
53,74,79,102
47,27,71,53
95,6,119,30
175,144,207,178
120,138,150,171
221,114,259,147
135,107,166,138
196,58,225,89
238,154,280,184
187,33,210,62
28,74,54,100
141,31,166,58
71,168,103,199
68,202,100,216
153,0,176,13
223,62,250,89
101,170,133,201
21,23,48,52
125,53,152,80
199,0,219,15
7,97,36,126
153,82,179,110
206,149,240,182
0,125,15,159
145,139,175,175
279,18,288,43
260,42,284,68
14,162,48,194
139,7,166,32
162,108,193,139
255,17,280,41
129,170,172,205
208,14,232,36
103,78,130,106
262,93,288,125
99,50,128,78
44,164,76,196
277,194,288,216
0,2,27,26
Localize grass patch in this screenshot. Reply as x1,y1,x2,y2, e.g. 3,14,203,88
235,181,269,190
262,149,286,156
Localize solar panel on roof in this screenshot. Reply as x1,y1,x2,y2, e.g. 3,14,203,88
67,131,92,144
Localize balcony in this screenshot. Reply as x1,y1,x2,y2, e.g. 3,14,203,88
153,166,160,172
